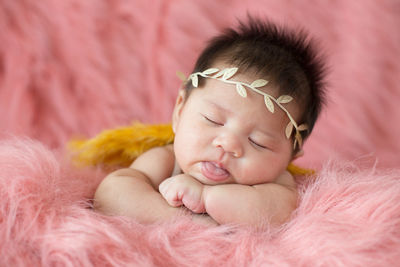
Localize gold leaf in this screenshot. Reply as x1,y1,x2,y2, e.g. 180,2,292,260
191,74,198,87
277,95,293,104
176,71,186,81
202,68,219,75
285,122,293,139
298,124,308,131
222,67,238,80
251,79,268,88
264,95,274,113
236,83,247,97
213,69,226,78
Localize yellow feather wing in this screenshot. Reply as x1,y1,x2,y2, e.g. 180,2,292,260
69,123,174,168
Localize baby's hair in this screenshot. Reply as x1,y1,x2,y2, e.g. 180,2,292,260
185,16,326,144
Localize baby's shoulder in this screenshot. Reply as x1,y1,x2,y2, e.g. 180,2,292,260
130,144,176,186
153,144,175,161
133,144,174,165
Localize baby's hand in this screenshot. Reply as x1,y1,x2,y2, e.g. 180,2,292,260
159,174,206,213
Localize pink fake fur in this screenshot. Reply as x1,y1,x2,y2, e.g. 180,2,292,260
1,0,400,266
1,139,400,266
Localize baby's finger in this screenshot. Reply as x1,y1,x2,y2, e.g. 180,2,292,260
164,190,183,207
158,178,171,195
159,178,183,207
158,179,172,200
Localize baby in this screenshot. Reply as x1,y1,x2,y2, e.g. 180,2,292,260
94,17,325,228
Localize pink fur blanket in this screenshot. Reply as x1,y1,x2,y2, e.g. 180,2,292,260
1,0,400,265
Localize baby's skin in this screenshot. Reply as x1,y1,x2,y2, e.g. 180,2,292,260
94,64,302,229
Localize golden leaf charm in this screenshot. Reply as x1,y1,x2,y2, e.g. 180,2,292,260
285,122,293,139
202,68,219,75
213,69,226,78
223,67,238,80
236,83,247,98
277,95,293,104
295,132,303,147
264,95,274,113
191,74,198,87
251,79,268,88
298,124,308,131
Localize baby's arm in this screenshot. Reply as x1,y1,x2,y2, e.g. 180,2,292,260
94,145,217,226
203,171,298,228
93,146,180,223
160,171,297,228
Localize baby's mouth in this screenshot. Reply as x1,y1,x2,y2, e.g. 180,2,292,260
201,161,230,182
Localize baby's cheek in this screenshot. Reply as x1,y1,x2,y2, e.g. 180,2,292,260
174,135,207,168
173,139,187,163
239,161,276,184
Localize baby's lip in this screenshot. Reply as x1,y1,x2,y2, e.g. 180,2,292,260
201,161,230,182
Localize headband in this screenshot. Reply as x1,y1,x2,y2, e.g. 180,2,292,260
177,67,308,150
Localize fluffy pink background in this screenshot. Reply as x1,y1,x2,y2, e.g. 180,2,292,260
1,0,400,266
1,0,399,168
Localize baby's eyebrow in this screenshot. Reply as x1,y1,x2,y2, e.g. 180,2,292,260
255,128,279,141
203,99,232,114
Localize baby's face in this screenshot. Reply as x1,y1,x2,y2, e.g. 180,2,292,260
172,70,300,186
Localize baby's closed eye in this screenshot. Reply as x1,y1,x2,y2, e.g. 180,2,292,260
202,114,224,126
248,137,268,150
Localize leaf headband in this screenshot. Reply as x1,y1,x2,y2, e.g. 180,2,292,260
177,67,308,150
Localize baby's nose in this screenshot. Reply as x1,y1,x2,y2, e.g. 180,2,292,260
212,132,243,158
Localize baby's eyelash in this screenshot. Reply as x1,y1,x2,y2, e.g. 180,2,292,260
203,115,223,126
248,138,267,149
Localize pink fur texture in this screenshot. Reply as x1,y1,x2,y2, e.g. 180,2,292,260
1,0,400,265
1,139,399,266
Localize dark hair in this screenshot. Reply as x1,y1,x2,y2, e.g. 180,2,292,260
185,16,326,144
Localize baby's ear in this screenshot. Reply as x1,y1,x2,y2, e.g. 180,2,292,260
172,89,186,133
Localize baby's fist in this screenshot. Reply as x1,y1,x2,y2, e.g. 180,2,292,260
159,174,205,213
